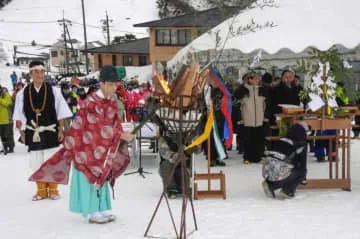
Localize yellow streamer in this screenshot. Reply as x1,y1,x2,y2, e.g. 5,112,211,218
184,104,214,151
323,84,331,115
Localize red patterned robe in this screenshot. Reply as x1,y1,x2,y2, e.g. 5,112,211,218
29,92,130,189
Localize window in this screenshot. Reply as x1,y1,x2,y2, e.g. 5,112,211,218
171,29,178,45
156,29,192,46
51,51,58,57
112,55,117,66
139,56,147,66
178,30,192,45
123,55,133,66
156,29,170,45
98,54,103,68
71,51,78,58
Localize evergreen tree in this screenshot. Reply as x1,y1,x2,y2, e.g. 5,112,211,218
0,0,12,9
112,34,137,44
156,0,195,18
205,0,256,8
156,0,256,19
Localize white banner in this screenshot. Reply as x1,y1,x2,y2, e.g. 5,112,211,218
121,122,158,137
140,123,158,137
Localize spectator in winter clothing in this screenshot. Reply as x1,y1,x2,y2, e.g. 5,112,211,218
262,123,308,198
3,87,15,153
61,82,78,134
76,87,87,107
234,72,267,164
10,71,18,90
262,72,275,148
262,72,274,124
233,73,249,154
271,70,301,138
273,76,281,86
0,86,13,154
271,70,300,116
12,81,24,101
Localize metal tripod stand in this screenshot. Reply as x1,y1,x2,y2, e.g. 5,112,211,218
144,94,203,239
124,123,152,178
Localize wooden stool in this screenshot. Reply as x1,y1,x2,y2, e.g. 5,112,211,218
194,171,226,200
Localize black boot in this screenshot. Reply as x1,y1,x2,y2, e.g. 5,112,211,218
7,147,14,153
216,160,226,166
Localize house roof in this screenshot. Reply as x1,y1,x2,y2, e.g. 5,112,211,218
85,38,149,54
79,41,105,50
88,41,105,48
133,7,241,28
52,39,81,49
15,46,49,59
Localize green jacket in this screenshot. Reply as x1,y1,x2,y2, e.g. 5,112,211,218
0,93,12,125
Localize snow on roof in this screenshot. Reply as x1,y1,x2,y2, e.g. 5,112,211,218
16,46,49,56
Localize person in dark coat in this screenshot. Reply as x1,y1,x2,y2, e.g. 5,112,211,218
262,123,308,198
261,72,274,148
271,70,301,116
233,74,248,154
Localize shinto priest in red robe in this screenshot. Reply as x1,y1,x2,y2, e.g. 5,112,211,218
29,89,131,193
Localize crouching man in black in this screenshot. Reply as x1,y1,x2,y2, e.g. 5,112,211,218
262,123,308,198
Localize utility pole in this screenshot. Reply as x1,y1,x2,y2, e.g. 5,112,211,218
81,0,89,74
13,45,17,65
106,11,111,46
65,24,81,75
57,11,71,77
101,11,113,46
62,11,69,77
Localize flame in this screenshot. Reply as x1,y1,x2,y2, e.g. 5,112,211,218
159,75,170,95
153,73,170,95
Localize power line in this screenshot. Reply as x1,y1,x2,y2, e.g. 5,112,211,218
0,19,148,35
0,20,58,24
71,21,148,35
0,38,78,51
0,6,62,11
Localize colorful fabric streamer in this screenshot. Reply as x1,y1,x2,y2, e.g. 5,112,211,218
209,67,233,147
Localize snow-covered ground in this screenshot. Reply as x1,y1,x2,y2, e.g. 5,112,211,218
1,134,360,239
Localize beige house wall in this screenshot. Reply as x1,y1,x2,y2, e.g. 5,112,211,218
149,27,198,62
50,47,80,66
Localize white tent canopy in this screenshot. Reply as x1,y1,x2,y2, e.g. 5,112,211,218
168,0,360,68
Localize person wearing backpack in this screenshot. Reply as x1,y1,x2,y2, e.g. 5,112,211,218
262,123,308,198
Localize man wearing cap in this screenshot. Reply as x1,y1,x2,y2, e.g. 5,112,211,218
13,61,73,201
29,65,134,224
